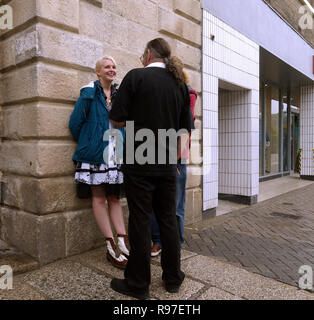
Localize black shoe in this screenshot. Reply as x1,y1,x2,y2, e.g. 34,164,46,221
163,281,181,293
110,278,149,300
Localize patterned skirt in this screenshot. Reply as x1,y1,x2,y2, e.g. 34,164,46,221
75,162,124,198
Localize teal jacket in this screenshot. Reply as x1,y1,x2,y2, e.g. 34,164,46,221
69,80,125,164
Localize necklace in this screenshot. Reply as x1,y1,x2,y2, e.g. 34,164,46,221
101,83,112,107
103,89,111,106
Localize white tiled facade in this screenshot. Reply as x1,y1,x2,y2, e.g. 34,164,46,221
202,10,260,211
218,91,259,197
300,85,314,177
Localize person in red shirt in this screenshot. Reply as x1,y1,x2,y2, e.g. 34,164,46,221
151,70,197,257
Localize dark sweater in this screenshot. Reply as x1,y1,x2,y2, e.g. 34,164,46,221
109,67,194,176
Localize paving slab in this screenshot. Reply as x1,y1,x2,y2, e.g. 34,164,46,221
1,247,313,300
196,287,244,300
68,247,125,280
0,279,46,300
150,249,198,265
18,259,134,300
258,175,314,202
150,277,204,300
68,247,203,300
184,183,314,290
182,255,314,300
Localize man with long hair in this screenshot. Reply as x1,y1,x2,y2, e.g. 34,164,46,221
109,38,194,299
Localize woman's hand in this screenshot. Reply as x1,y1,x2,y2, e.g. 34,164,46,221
110,119,126,127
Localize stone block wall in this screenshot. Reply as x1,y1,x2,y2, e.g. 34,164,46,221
0,0,202,264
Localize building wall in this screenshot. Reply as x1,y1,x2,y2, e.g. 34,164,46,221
300,85,314,177
0,0,202,265
202,10,260,211
264,0,314,48
218,90,259,197
258,0,314,180
202,0,314,82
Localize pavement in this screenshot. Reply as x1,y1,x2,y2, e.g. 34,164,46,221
184,183,314,291
1,182,314,300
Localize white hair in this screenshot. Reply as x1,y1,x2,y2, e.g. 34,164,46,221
95,56,117,72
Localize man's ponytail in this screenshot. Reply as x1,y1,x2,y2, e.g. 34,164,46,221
164,56,185,86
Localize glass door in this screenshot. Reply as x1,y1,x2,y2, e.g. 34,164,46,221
260,83,301,179
265,86,280,175
290,87,300,173
291,113,300,172
282,93,289,172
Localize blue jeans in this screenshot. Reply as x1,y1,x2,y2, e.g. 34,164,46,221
152,163,187,247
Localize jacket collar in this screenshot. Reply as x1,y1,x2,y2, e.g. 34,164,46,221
95,81,119,111
80,81,96,99
145,62,166,68
95,80,118,94
80,81,118,101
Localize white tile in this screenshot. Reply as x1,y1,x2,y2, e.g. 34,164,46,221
203,182,210,201
203,129,210,147
250,146,259,160
210,110,216,129
250,103,259,118
208,198,218,209
203,146,212,164
251,131,259,147
204,10,210,21
204,20,209,38
252,173,259,189
203,200,210,211
203,92,210,110
251,118,259,132
251,187,259,196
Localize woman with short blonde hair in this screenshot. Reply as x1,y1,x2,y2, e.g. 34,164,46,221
69,56,129,269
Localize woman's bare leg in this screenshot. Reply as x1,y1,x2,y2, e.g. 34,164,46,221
91,185,113,239
107,194,129,256
91,186,127,268
107,195,127,235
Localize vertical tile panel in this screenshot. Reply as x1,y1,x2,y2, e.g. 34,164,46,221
203,11,260,207
300,85,314,177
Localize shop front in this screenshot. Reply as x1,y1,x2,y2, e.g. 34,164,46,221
259,47,310,181
202,0,314,212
